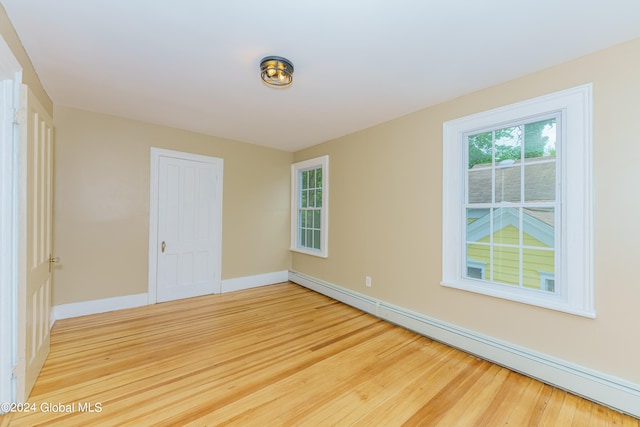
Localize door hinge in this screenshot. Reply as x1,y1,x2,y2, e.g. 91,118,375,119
13,107,25,125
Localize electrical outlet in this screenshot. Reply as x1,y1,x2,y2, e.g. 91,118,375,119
365,276,372,287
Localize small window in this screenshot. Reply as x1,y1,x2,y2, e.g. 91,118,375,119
291,156,329,257
467,260,486,280
442,85,594,317
539,272,555,292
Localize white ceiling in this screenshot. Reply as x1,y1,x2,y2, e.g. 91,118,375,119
2,1,640,152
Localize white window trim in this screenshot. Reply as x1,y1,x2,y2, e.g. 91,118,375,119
291,155,329,258
442,84,594,317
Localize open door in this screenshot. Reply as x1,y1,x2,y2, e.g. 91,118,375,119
0,36,22,410
14,85,54,402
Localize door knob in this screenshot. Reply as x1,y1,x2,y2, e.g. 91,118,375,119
48,254,60,272
161,241,166,253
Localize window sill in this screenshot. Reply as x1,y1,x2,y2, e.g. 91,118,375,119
440,279,596,318
290,247,328,258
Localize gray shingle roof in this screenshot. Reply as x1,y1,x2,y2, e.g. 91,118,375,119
468,158,556,205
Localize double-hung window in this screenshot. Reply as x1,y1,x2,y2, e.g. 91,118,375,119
465,114,559,290
442,85,594,317
291,155,329,257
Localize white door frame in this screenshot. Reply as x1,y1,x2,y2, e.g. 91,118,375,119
0,36,22,407
148,147,223,304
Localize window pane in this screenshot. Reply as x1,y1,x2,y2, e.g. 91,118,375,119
309,190,316,208
468,131,493,169
315,167,322,187
523,248,555,290
524,118,556,160
300,225,306,246
306,230,313,248
309,169,316,189
492,245,520,286
301,190,308,208
299,209,306,227
495,126,522,164
493,208,520,245
315,188,322,208
467,208,490,242
467,266,483,279
306,211,313,230
467,244,489,277
313,230,321,249
313,210,321,230
524,163,555,202
523,208,554,248
468,170,492,204
495,165,521,203
301,170,308,190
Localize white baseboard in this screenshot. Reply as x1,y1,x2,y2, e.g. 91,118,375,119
221,270,289,293
52,271,289,323
288,270,640,418
52,293,149,322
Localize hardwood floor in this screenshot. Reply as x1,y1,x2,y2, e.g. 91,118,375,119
1,282,638,426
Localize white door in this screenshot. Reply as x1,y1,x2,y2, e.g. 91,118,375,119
15,85,53,401
0,37,22,408
149,149,223,303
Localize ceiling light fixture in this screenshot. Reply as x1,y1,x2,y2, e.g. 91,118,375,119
260,56,294,87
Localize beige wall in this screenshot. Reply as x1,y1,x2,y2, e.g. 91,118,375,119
0,5,52,115
53,106,292,305
293,38,640,384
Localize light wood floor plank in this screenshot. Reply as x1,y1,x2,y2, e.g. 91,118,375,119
1,282,637,426
430,362,508,426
